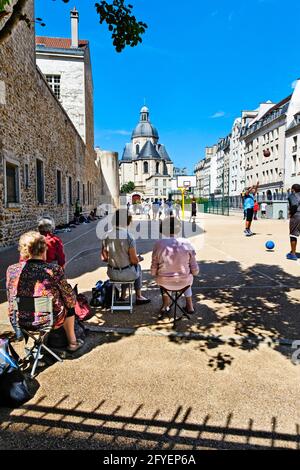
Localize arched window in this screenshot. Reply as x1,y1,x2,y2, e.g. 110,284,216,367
163,162,168,175
135,162,138,175
136,144,140,155
156,162,160,174
143,161,149,174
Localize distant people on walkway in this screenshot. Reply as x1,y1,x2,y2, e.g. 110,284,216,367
189,198,197,222
144,200,151,220
287,184,300,260
253,200,259,220
175,200,181,219
74,199,82,224
7,231,82,352
159,199,163,219
260,202,267,218
151,216,199,314
101,209,151,305
152,199,160,220
243,182,259,236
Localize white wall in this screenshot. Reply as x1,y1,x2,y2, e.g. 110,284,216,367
36,55,86,142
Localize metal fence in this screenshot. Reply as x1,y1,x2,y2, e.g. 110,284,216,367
204,198,230,216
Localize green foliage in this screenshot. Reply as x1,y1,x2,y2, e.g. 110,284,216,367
52,0,147,53
95,0,147,53
0,0,11,10
120,181,135,194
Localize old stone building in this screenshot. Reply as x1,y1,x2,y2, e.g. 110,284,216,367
0,1,101,247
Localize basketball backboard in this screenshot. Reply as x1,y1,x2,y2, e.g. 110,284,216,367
177,175,197,189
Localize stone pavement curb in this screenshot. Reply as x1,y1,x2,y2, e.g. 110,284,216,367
86,324,295,347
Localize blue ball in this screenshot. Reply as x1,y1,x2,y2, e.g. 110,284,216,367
265,241,275,250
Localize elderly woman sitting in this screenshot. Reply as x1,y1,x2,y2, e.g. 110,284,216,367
7,231,82,352
38,217,66,268
151,216,199,314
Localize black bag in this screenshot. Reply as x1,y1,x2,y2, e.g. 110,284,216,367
102,280,119,308
0,338,31,408
47,317,86,350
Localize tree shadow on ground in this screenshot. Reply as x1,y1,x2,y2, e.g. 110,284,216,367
0,395,299,450
84,260,300,371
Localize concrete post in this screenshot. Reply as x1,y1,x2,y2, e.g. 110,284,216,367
96,148,120,209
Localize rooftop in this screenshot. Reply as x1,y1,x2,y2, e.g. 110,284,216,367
35,36,88,50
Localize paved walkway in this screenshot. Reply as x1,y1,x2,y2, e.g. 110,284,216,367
1,214,300,449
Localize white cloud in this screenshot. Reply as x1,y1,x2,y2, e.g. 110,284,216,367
292,80,298,89
97,129,131,136
211,111,226,119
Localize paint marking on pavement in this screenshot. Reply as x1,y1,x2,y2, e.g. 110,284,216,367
64,226,96,246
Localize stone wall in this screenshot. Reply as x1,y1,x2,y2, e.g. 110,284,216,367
0,0,101,247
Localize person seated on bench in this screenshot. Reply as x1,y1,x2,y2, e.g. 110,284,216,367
7,231,83,352
101,209,151,305
151,216,199,314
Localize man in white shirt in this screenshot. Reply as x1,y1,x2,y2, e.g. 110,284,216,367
260,202,267,218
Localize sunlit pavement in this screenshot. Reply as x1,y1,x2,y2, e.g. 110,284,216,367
1,213,300,449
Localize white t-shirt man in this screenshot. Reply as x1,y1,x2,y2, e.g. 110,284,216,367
261,203,267,213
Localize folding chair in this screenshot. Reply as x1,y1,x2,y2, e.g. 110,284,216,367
111,281,135,314
159,286,191,324
12,296,63,378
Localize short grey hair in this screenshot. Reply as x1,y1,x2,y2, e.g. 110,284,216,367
38,217,54,233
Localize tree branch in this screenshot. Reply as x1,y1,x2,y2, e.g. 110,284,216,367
0,0,29,45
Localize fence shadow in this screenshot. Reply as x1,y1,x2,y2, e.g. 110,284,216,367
0,396,299,450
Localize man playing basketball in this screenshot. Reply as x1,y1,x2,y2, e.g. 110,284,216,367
243,182,259,236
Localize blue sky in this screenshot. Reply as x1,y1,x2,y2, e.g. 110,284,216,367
36,0,300,173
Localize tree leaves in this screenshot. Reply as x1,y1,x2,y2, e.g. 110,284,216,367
95,0,147,53
0,0,147,52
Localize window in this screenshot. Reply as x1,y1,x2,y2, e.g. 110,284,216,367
36,159,44,203
143,161,149,174
56,170,62,204
155,179,159,186
68,176,73,205
83,183,85,205
135,162,138,175
163,188,166,196
163,162,168,175
163,179,167,187
293,155,297,174
77,181,80,200
6,162,19,203
155,188,158,196
156,162,160,174
136,144,140,155
24,163,29,189
46,75,61,100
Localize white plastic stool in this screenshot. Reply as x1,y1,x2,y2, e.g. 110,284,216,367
111,281,135,314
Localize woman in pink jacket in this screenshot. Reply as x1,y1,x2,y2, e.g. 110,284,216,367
151,217,199,314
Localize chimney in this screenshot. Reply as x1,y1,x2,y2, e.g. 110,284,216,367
71,7,79,48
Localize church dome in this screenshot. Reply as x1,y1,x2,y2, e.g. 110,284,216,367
131,106,159,140
132,122,159,139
